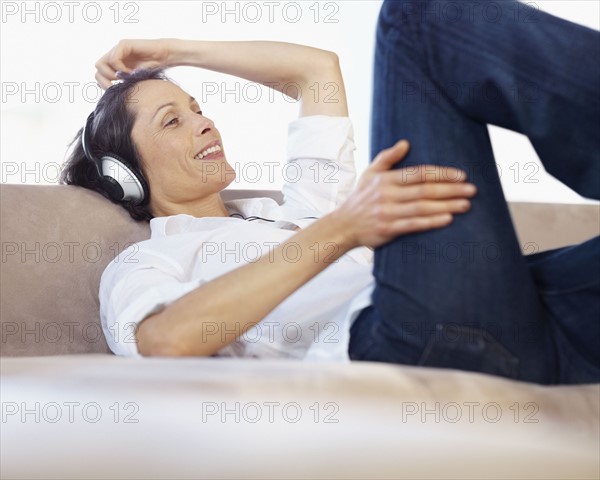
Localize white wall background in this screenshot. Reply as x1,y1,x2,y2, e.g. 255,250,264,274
1,0,598,205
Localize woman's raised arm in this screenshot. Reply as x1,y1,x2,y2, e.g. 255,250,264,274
95,38,348,117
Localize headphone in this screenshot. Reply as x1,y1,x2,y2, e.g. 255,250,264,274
81,111,149,204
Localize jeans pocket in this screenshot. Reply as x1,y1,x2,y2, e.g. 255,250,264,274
418,324,520,379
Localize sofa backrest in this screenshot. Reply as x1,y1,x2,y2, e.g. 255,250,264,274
1,185,150,355
1,183,598,356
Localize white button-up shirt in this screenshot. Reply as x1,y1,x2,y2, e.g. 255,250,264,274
99,115,375,361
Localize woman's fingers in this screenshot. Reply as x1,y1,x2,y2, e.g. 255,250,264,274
368,141,467,185
390,214,455,236
95,48,125,89
94,41,138,89
395,199,471,218
106,44,131,73
94,61,118,89
95,72,108,90
388,164,469,185
378,181,477,203
361,183,476,241
368,140,411,173
371,199,470,225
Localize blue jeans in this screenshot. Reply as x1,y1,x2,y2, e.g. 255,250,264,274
348,0,600,385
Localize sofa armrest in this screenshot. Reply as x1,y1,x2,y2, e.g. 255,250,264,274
508,201,599,252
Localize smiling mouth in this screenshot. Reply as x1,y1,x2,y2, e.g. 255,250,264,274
195,144,223,160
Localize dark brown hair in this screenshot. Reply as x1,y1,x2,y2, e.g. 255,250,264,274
60,67,171,222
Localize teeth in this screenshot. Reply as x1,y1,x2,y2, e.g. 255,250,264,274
195,144,222,160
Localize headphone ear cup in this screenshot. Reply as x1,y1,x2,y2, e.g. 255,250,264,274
99,175,125,203
99,152,149,204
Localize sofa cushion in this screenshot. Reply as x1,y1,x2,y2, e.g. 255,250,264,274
0,185,150,355
1,354,598,479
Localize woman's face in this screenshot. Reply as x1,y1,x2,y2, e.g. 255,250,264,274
129,79,236,213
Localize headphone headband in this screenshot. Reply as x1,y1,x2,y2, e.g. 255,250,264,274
81,112,103,178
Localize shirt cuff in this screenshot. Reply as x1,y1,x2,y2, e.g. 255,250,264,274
102,279,203,357
286,115,354,161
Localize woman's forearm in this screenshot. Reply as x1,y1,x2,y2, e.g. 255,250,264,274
167,39,348,116
136,212,355,357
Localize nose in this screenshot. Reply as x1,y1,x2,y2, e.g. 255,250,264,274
193,113,214,136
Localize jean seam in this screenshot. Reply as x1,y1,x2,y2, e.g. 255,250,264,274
418,323,520,378
538,280,600,296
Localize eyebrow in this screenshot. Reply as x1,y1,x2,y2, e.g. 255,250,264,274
152,96,198,121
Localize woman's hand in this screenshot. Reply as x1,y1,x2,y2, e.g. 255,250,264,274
95,39,175,89
334,140,477,250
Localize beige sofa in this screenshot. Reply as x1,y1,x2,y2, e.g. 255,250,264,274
1,183,599,479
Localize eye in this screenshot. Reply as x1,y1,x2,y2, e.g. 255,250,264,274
165,117,179,128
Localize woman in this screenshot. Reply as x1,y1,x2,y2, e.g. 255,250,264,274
61,38,476,359
61,2,598,384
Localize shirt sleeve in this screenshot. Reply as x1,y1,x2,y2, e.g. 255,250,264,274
99,249,203,357
281,115,358,218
